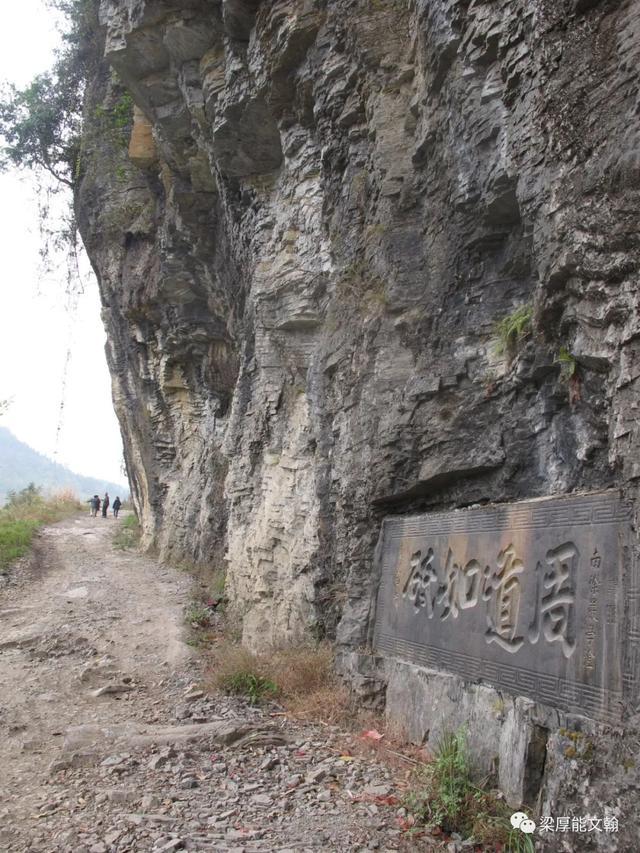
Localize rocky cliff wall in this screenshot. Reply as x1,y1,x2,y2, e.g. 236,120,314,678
77,0,640,840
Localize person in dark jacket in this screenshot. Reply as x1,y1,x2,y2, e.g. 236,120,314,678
102,492,110,518
95,496,101,514
112,496,122,518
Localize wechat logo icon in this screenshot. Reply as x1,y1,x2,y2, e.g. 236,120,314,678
511,812,536,834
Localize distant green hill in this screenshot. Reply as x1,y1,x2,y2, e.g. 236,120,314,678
0,426,128,505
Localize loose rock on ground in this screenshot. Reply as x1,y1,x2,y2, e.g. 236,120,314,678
0,517,421,852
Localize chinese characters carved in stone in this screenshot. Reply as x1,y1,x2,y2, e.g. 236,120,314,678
402,541,577,657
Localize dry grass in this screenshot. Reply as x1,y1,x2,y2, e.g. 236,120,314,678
177,560,226,603
205,640,351,722
270,645,351,723
212,643,279,703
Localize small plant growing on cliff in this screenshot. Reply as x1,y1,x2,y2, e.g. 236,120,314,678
210,568,226,599
94,90,134,149
554,347,582,404
494,304,533,357
556,346,577,378
505,830,535,853
404,726,533,849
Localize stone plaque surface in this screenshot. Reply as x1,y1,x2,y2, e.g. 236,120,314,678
373,492,637,724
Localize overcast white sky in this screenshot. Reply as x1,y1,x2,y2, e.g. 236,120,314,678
0,1,126,486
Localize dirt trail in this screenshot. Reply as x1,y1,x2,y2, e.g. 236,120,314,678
0,516,412,853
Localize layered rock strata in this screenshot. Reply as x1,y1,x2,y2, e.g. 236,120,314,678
77,0,640,840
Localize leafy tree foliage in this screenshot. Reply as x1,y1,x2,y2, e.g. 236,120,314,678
6,482,42,507
0,0,99,188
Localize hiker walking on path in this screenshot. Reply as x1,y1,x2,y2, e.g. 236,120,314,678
95,496,101,515
88,495,98,517
102,492,110,518
112,496,121,518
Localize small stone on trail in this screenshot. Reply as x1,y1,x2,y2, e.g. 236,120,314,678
183,687,204,702
364,784,391,798
250,793,272,806
260,754,279,771
107,788,136,804
91,683,133,698
141,794,161,810
148,754,168,770
100,755,126,768
306,766,327,784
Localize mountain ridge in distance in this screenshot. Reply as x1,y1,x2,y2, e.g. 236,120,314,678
0,425,128,505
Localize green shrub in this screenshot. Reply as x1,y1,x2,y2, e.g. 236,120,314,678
93,89,133,148
406,727,471,831
494,305,533,357
221,671,279,705
0,484,81,572
404,727,534,849
185,601,213,628
112,513,140,550
556,346,577,379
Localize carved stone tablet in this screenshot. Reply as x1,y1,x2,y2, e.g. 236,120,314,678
373,492,636,724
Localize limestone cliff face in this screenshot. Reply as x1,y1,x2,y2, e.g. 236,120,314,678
78,0,640,653
78,3,639,656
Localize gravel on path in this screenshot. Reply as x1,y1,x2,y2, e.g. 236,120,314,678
0,516,430,853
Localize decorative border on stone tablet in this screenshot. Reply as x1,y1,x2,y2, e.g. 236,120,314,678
376,632,624,725
385,493,632,540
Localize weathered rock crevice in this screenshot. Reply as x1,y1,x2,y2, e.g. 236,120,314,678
77,0,640,838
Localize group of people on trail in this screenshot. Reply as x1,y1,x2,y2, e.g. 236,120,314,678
88,493,122,518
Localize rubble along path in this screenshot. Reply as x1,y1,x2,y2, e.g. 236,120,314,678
0,516,415,853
